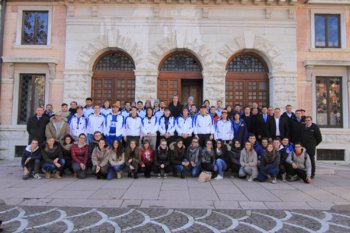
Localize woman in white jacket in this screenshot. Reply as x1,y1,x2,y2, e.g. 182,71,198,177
214,110,234,143
141,107,158,149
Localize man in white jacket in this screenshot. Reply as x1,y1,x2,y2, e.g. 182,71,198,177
214,110,234,143
105,103,124,146
123,106,142,146
176,107,193,148
158,108,176,145
194,105,214,147
86,106,105,143
141,107,158,149
69,106,87,141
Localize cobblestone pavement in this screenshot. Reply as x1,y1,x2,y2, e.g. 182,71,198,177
1,205,350,233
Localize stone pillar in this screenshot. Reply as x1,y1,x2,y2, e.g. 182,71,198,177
269,73,297,109
134,70,158,102
202,69,226,105
63,70,93,105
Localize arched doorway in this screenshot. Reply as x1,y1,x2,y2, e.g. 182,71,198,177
92,50,135,106
225,52,269,107
158,51,203,106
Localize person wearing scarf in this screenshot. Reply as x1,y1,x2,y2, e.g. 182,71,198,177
91,138,110,179
186,138,202,177
71,133,89,179
60,134,74,176
257,144,280,183
154,139,171,178
171,139,188,179
239,141,258,182
41,137,65,179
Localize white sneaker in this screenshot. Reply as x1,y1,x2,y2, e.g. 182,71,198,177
247,176,253,182
214,175,223,180
272,178,277,184
33,173,41,180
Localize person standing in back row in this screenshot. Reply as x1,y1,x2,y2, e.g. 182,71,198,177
301,116,322,178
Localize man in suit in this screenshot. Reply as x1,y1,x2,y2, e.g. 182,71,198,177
27,106,50,144
267,108,289,140
255,106,271,140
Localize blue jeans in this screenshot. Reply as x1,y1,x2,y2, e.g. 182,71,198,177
175,159,189,173
190,165,201,177
72,162,81,171
214,159,227,177
257,165,279,182
87,134,94,144
107,165,124,180
42,159,65,172
106,135,122,146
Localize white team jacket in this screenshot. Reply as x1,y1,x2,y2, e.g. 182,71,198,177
105,113,124,137
158,116,176,136
176,116,194,136
69,114,87,138
123,116,142,137
194,114,214,135
141,116,158,136
86,114,105,135
214,119,234,141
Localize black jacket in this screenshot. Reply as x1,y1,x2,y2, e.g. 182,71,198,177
168,102,183,118
171,147,187,165
301,123,322,156
255,114,271,139
41,141,63,163
267,116,289,139
155,147,171,167
26,115,50,144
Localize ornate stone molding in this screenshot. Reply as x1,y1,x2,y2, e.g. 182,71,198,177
219,32,283,73
76,25,143,70
149,28,213,72
64,0,300,5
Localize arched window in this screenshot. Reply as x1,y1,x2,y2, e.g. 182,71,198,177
225,53,269,108
158,52,203,106
92,51,135,106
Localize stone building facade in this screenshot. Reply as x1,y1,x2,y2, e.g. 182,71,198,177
0,0,349,163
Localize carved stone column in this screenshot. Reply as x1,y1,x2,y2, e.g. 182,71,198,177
134,70,158,102
202,69,226,105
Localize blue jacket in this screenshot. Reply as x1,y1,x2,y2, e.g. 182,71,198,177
21,145,41,167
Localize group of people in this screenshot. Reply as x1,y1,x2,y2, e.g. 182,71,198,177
24,95,322,184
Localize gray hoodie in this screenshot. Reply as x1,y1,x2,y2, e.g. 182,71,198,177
286,148,312,178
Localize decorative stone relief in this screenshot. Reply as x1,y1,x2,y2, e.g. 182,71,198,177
305,65,314,82
289,8,296,19
219,33,283,73
67,5,75,17
149,28,213,72
76,26,143,71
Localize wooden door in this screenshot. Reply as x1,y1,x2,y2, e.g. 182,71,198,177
181,80,202,106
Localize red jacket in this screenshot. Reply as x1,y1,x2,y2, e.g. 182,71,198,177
139,148,154,166
71,144,88,165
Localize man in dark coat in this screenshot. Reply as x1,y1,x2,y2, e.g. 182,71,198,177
267,108,289,140
168,95,183,118
301,116,322,178
255,106,271,140
26,107,50,144
290,109,305,143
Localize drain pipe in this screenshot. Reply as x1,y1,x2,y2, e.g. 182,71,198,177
0,0,6,100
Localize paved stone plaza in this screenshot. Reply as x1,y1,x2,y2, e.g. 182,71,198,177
0,161,350,232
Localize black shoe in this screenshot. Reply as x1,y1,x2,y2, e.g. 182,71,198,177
133,172,138,179
22,175,30,180
287,175,299,182
173,172,178,177
128,172,132,178
180,172,185,179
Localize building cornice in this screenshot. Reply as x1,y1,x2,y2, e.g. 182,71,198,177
64,0,300,5
2,56,58,64
307,0,350,5
304,60,350,67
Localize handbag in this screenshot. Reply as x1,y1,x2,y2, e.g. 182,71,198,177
198,171,212,182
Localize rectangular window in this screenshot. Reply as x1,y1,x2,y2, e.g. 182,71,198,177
21,11,48,45
316,77,342,128
315,14,341,48
317,149,345,161
18,74,46,124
